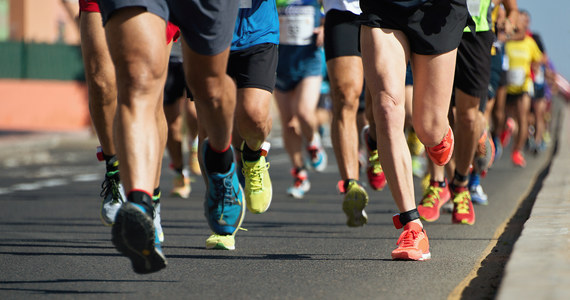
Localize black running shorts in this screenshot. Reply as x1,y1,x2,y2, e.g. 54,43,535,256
359,0,469,55
163,60,187,105
98,0,238,56
455,30,494,99
227,43,278,93
324,9,361,61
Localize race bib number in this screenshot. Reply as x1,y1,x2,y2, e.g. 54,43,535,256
279,6,315,46
506,68,526,87
466,0,481,17
239,0,252,9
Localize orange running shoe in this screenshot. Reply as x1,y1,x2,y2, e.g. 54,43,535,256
511,150,526,167
391,222,431,261
418,180,451,222
451,186,475,225
426,127,454,166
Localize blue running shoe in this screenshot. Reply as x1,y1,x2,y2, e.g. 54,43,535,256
112,194,167,274
468,173,488,205
202,141,246,236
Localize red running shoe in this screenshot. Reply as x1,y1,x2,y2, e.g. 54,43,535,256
361,126,387,191
426,127,454,166
511,150,526,167
391,222,431,261
451,185,475,225
418,180,451,222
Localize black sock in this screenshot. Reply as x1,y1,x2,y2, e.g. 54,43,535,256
242,143,262,162
453,170,468,184
367,134,377,151
430,179,447,187
205,144,233,173
153,187,161,201
127,190,154,215
103,153,119,173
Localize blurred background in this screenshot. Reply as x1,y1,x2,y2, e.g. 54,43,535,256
0,0,87,132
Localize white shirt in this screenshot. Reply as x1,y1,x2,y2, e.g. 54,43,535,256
322,0,361,15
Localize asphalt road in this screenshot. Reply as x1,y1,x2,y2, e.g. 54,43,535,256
0,128,554,299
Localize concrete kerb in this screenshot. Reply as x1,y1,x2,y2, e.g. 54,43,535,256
497,102,570,300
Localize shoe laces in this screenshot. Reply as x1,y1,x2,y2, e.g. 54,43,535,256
420,185,442,208
397,227,421,248
368,150,383,174
212,175,240,209
242,161,269,192
453,190,471,214
100,171,123,203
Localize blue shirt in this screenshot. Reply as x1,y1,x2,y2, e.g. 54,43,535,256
232,0,280,51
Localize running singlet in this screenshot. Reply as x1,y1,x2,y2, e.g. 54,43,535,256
464,0,492,32
322,0,361,15
504,36,542,94
276,0,321,46
232,0,280,51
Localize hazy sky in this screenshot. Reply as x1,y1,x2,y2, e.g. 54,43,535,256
517,0,570,79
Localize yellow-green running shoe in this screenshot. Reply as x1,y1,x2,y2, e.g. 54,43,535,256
206,234,235,250
341,180,369,227
241,142,272,214
407,129,425,156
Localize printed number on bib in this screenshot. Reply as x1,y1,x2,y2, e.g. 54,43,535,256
507,68,526,87
279,6,315,46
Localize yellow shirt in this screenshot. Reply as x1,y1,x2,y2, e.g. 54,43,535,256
505,36,543,94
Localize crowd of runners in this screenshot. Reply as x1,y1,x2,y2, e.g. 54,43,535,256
73,0,561,273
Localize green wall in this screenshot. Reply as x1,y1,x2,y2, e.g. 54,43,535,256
0,41,85,81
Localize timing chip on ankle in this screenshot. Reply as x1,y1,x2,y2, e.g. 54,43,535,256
392,208,420,229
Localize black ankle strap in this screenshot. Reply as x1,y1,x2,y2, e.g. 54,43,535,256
393,208,420,229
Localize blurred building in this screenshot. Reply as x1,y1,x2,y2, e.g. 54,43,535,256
0,0,89,132
1,0,80,44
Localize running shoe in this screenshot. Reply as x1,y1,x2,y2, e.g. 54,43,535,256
307,134,327,172
511,150,526,167
391,222,431,261
469,184,488,205
170,172,191,199
287,168,311,199
361,125,387,191
451,186,476,225
112,194,167,274
99,170,125,226
426,126,454,166
407,129,425,156
189,140,201,175
152,193,164,243
473,130,495,173
206,234,235,250
500,117,516,147
241,141,272,214
418,180,451,222
339,180,369,227
202,140,246,236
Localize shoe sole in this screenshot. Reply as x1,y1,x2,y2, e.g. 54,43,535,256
342,189,369,227
112,203,167,274
206,241,235,251
392,252,431,261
